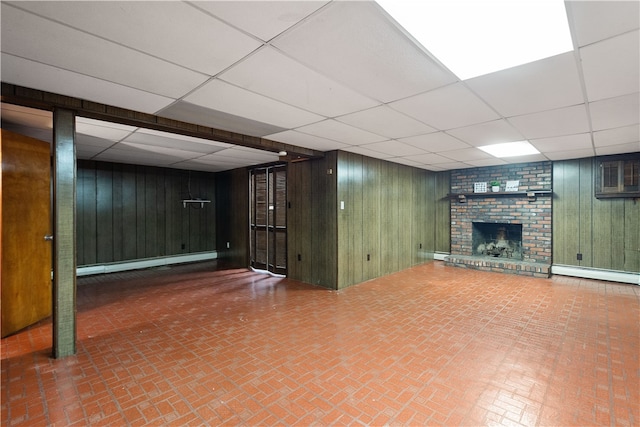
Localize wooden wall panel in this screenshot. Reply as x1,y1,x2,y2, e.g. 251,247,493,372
96,163,113,263
553,158,639,273
363,156,380,281
216,168,249,268
434,171,450,254
77,160,216,266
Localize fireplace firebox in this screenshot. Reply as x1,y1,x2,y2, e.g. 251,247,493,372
472,222,523,260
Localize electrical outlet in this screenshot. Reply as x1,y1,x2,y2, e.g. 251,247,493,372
226,242,230,249
577,253,582,261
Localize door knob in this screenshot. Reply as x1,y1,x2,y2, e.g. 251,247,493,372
44,235,53,241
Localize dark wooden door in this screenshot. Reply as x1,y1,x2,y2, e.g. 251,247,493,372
250,165,287,274
1,129,52,337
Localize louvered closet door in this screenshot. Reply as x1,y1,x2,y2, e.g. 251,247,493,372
250,165,286,274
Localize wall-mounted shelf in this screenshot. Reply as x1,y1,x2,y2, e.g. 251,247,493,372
448,190,553,203
182,199,211,208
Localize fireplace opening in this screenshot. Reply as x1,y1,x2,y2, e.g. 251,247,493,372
472,222,523,260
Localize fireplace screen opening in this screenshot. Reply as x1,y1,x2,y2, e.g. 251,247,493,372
472,222,523,260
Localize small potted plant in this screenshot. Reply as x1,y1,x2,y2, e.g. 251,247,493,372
490,181,500,192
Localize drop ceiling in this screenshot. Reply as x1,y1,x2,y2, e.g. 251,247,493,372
1,1,638,172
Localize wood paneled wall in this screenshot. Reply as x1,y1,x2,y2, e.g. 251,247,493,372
215,168,250,268
77,160,216,266
287,151,449,289
553,158,639,273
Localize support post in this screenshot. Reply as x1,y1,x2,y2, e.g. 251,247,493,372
52,108,76,358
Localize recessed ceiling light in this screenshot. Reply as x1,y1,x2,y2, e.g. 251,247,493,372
478,141,540,158
376,0,573,80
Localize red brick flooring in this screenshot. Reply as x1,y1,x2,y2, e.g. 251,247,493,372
1,261,638,426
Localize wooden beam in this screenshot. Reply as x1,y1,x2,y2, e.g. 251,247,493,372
1,83,324,159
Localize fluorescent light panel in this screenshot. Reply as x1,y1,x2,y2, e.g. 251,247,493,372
478,141,540,157
377,0,573,80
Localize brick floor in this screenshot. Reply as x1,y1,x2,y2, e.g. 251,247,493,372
1,261,638,426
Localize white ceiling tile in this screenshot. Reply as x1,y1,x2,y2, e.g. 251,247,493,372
567,1,640,47
75,134,116,150
593,125,640,147
399,132,470,152
465,158,508,167
192,1,329,42
503,154,549,163
170,160,229,173
544,148,596,161
389,83,500,130
266,130,348,151
465,52,584,117
76,118,136,141
580,30,640,102
94,147,186,166
438,162,474,170
136,129,233,149
360,141,428,157
446,119,525,147
273,1,457,103
1,103,52,129
184,79,323,129
118,142,203,160
595,142,640,156
408,153,454,165
1,54,174,114
508,105,590,140
589,93,640,131
341,146,394,160
214,147,280,163
295,120,385,146
6,1,262,76
389,157,424,168
219,47,378,117
1,6,208,99
440,148,492,162
336,106,436,139
123,131,229,154
530,133,593,152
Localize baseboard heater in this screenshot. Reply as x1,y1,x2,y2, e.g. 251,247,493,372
551,264,639,285
76,251,218,277
433,252,449,261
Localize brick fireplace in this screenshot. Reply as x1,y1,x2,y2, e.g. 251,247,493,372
445,162,552,278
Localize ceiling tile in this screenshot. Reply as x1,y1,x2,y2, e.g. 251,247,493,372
118,142,203,160
1,5,208,99
5,1,262,76
295,120,385,146
589,92,640,131
595,142,640,156
446,119,524,147
389,83,500,130
544,148,596,161
399,132,470,152
360,141,428,157
123,129,230,154
465,52,584,117
503,154,549,164
336,105,436,139
169,160,230,173
192,1,329,42
389,157,424,168
408,153,454,165
213,147,280,163
219,47,378,117
76,118,137,141
440,148,492,162
593,125,640,147
580,30,640,102
465,158,508,167
1,54,174,114
1,103,52,129
184,79,323,129
341,146,394,160
507,105,590,140
94,147,188,166
273,1,457,103
568,1,640,47
160,101,286,138
530,133,593,152
266,130,348,152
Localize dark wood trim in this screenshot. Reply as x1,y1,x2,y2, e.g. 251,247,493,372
1,82,324,160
